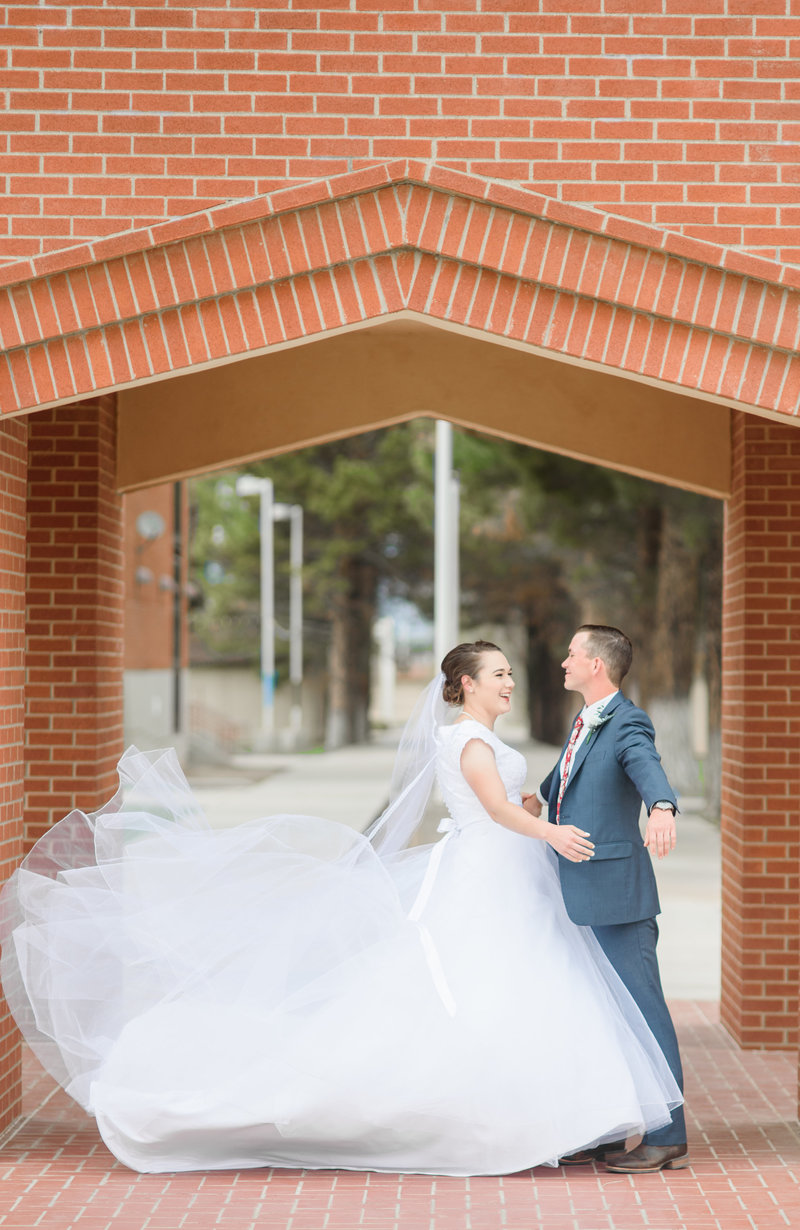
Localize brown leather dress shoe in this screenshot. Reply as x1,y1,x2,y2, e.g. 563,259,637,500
604,1143,690,1173
559,1140,626,1165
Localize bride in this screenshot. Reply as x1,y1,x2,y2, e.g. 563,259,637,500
0,640,681,1175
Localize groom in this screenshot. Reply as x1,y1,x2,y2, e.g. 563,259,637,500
527,625,688,1173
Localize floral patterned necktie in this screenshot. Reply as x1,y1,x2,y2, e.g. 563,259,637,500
556,715,584,823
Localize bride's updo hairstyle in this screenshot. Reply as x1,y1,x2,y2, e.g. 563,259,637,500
441,640,503,707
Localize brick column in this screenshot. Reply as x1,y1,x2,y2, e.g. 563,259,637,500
0,417,28,1132
25,397,124,847
721,411,800,1053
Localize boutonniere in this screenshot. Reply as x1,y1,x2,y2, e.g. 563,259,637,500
584,711,614,743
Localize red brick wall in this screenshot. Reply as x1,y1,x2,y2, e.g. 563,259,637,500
3,2,800,266
721,411,800,1051
0,416,27,1131
25,396,124,847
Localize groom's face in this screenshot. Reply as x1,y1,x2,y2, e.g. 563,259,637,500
562,633,595,697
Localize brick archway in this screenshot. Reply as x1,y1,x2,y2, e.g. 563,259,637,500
1,160,799,420
0,161,799,1125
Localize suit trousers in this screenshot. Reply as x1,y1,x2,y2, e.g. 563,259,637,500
591,917,687,1146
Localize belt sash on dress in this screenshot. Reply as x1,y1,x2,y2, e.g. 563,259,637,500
406,817,459,1017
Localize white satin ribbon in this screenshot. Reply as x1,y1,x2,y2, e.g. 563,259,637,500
408,818,459,1017
408,817,459,922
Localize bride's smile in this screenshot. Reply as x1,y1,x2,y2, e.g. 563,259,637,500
459,650,515,729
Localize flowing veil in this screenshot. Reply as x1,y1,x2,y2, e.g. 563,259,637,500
0,678,454,1106
365,673,453,856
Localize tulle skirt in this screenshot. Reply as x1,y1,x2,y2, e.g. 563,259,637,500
0,748,681,1175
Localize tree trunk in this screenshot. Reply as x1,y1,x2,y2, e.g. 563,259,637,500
629,502,664,707
521,561,578,745
324,554,378,748
638,501,720,704
526,626,571,745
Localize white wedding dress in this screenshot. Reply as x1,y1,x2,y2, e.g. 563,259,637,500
0,723,681,1175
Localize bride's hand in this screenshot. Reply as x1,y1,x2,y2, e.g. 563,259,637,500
547,825,594,863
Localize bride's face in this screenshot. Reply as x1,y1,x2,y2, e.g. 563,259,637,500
464,650,515,716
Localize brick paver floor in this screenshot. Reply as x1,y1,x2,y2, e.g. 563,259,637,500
0,1001,797,1230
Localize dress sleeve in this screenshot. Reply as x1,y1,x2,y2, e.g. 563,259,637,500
447,722,497,765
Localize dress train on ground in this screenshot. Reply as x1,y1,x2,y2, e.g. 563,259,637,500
0,738,681,1174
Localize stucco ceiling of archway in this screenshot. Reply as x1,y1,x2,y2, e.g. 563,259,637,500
118,316,730,498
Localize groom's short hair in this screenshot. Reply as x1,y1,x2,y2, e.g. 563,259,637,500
577,625,632,686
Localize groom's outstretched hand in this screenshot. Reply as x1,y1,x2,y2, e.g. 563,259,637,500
644,806,677,860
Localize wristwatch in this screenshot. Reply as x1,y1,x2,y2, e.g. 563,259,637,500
650,801,675,815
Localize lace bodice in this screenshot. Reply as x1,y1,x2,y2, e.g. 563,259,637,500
435,720,528,829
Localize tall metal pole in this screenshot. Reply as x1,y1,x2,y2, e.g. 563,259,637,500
259,478,276,738
171,480,183,737
450,470,460,625
434,420,459,668
288,503,303,736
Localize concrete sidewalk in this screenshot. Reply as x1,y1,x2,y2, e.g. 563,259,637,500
186,723,721,1000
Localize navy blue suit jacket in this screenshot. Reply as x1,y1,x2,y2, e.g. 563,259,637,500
540,693,677,927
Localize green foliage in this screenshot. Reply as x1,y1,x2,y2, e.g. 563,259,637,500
452,432,723,712
188,422,436,666
189,420,723,730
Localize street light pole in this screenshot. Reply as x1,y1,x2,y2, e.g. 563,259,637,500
274,501,304,740
236,475,276,740
449,468,460,624
434,420,460,667
288,503,303,737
